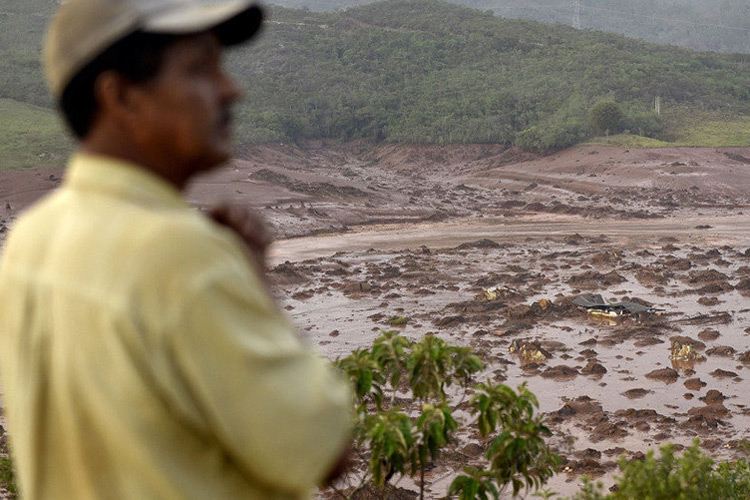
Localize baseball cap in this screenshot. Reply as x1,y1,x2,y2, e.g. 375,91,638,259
44,0,263,99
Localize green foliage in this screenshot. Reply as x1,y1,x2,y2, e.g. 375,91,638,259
407,335,457,401
230,0,750,147
568,440,750,500
364,408,414,486
334,331,558,499
448,467,500,500
6,0,750,154
588,100,625,136
270,0,750,55
0,456,17,499
338,347,385,409
455,381,559,496
414,403,457,467
387,315,408,326
372,330,411,393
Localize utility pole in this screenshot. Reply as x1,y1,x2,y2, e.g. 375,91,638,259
573,0,581,29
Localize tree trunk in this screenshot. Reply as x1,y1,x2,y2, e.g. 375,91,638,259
420,465,425,500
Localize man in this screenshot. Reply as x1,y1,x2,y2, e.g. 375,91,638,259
0,1,352,498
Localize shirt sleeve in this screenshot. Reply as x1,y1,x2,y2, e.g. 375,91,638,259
165,263,352,495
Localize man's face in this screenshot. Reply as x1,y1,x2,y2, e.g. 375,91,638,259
131,33,241,179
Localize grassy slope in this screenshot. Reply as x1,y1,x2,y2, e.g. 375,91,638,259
0,0,56,108
586,111,750,148
0,99,72,170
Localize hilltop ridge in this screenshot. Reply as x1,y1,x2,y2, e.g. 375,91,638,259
2,0,750,157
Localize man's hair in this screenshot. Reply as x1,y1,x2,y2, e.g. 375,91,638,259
60,31,179,139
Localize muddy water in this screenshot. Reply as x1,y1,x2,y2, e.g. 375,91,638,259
270,214,750,265
273,218,750,498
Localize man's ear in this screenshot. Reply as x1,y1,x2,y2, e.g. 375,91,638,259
93,71,140,125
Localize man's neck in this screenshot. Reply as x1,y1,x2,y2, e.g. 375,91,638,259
80,129,191,190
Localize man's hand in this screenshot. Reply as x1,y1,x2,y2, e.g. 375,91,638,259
322,442,354,487
208,204,273,270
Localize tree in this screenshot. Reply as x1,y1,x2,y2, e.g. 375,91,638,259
331,331,559,499
588,100,626,136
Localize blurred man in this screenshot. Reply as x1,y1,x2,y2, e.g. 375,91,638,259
0,1,351,498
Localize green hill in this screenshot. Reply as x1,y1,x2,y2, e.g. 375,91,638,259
0,99,72,169
3,0,750,160
270,0,750,54
0,0,57,108
231,0,750,150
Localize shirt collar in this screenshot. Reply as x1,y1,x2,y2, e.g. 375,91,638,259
65,152,188,209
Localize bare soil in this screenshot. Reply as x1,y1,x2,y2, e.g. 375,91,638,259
4,142,750,497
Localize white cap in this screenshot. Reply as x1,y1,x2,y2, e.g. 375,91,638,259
44,0,263,98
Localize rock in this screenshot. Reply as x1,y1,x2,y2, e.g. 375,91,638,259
694,281,733,294
567,270,626,289
697,297,720,306
688,269,729,283
615,408,659,421
706,345,736,357
351,484,418,499
591,422,628,441
681,415,724,431
684,378,706,391
460,443,484,458
687,404,730,418
636,268,671,286
603,447,628,457
434,315,467,327
581,361,607,375
573,448,602,460
455,238,500,250
697,328,721,341
549,403,577,422
645,367,679,381
710,368,739,378
541,365,579,380
341,281,373,294
623,388,651,399
700,389,726,404
701,439,722,451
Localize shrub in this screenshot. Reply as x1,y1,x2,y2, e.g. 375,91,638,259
588,100,626,136
569,440,750,500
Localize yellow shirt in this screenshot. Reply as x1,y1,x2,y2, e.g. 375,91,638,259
0,153,351,499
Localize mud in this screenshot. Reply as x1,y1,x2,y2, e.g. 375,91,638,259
4,143,750,498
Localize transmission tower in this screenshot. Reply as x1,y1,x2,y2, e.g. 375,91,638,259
572,0,581,29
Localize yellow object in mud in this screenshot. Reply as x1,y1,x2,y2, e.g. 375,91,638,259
587,308,626,318
670,341,705,362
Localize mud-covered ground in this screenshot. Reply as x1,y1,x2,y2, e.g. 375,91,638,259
3,142,750,497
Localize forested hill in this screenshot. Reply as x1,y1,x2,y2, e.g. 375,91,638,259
270,0,750,54
232,0,750,149
3,0,750,152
